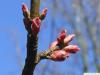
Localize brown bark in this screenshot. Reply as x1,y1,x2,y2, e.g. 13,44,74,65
22,0,40,75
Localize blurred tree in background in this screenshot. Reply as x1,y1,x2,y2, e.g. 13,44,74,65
35,0,100,75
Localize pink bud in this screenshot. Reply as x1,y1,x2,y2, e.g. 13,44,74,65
22,3,28,13
49,29,67,48
64,45,80,53
57,29,67,43
64,34,75,44
50,50,69,61
40,8,48,20
32,17,41,34
41,8,48,16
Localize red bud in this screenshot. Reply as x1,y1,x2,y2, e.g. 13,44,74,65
64,34,75,45
31,17,41,34
50,50,69,61
22,3,28,13
57,29,66,43
40,8,48,20
41,8,48,16
64,45,80,53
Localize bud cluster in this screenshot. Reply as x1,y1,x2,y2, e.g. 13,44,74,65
22,3,47,35
22,4,80,62
49,29,80,61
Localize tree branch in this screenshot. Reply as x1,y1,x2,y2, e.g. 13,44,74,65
21,0,80,75
30,0,40,18
38,46,59,60
22,0,40,75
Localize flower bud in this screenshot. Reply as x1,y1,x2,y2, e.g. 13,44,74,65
40,8,48,20
64,45,80,53
64,34,75,45
49,29,67,48
22,3,28,12
22,3,30,18
50,50,69,61
57,29,66,43
31,17,41,34
42,8,48,16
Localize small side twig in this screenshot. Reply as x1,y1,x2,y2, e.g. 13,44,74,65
38,46,59,60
